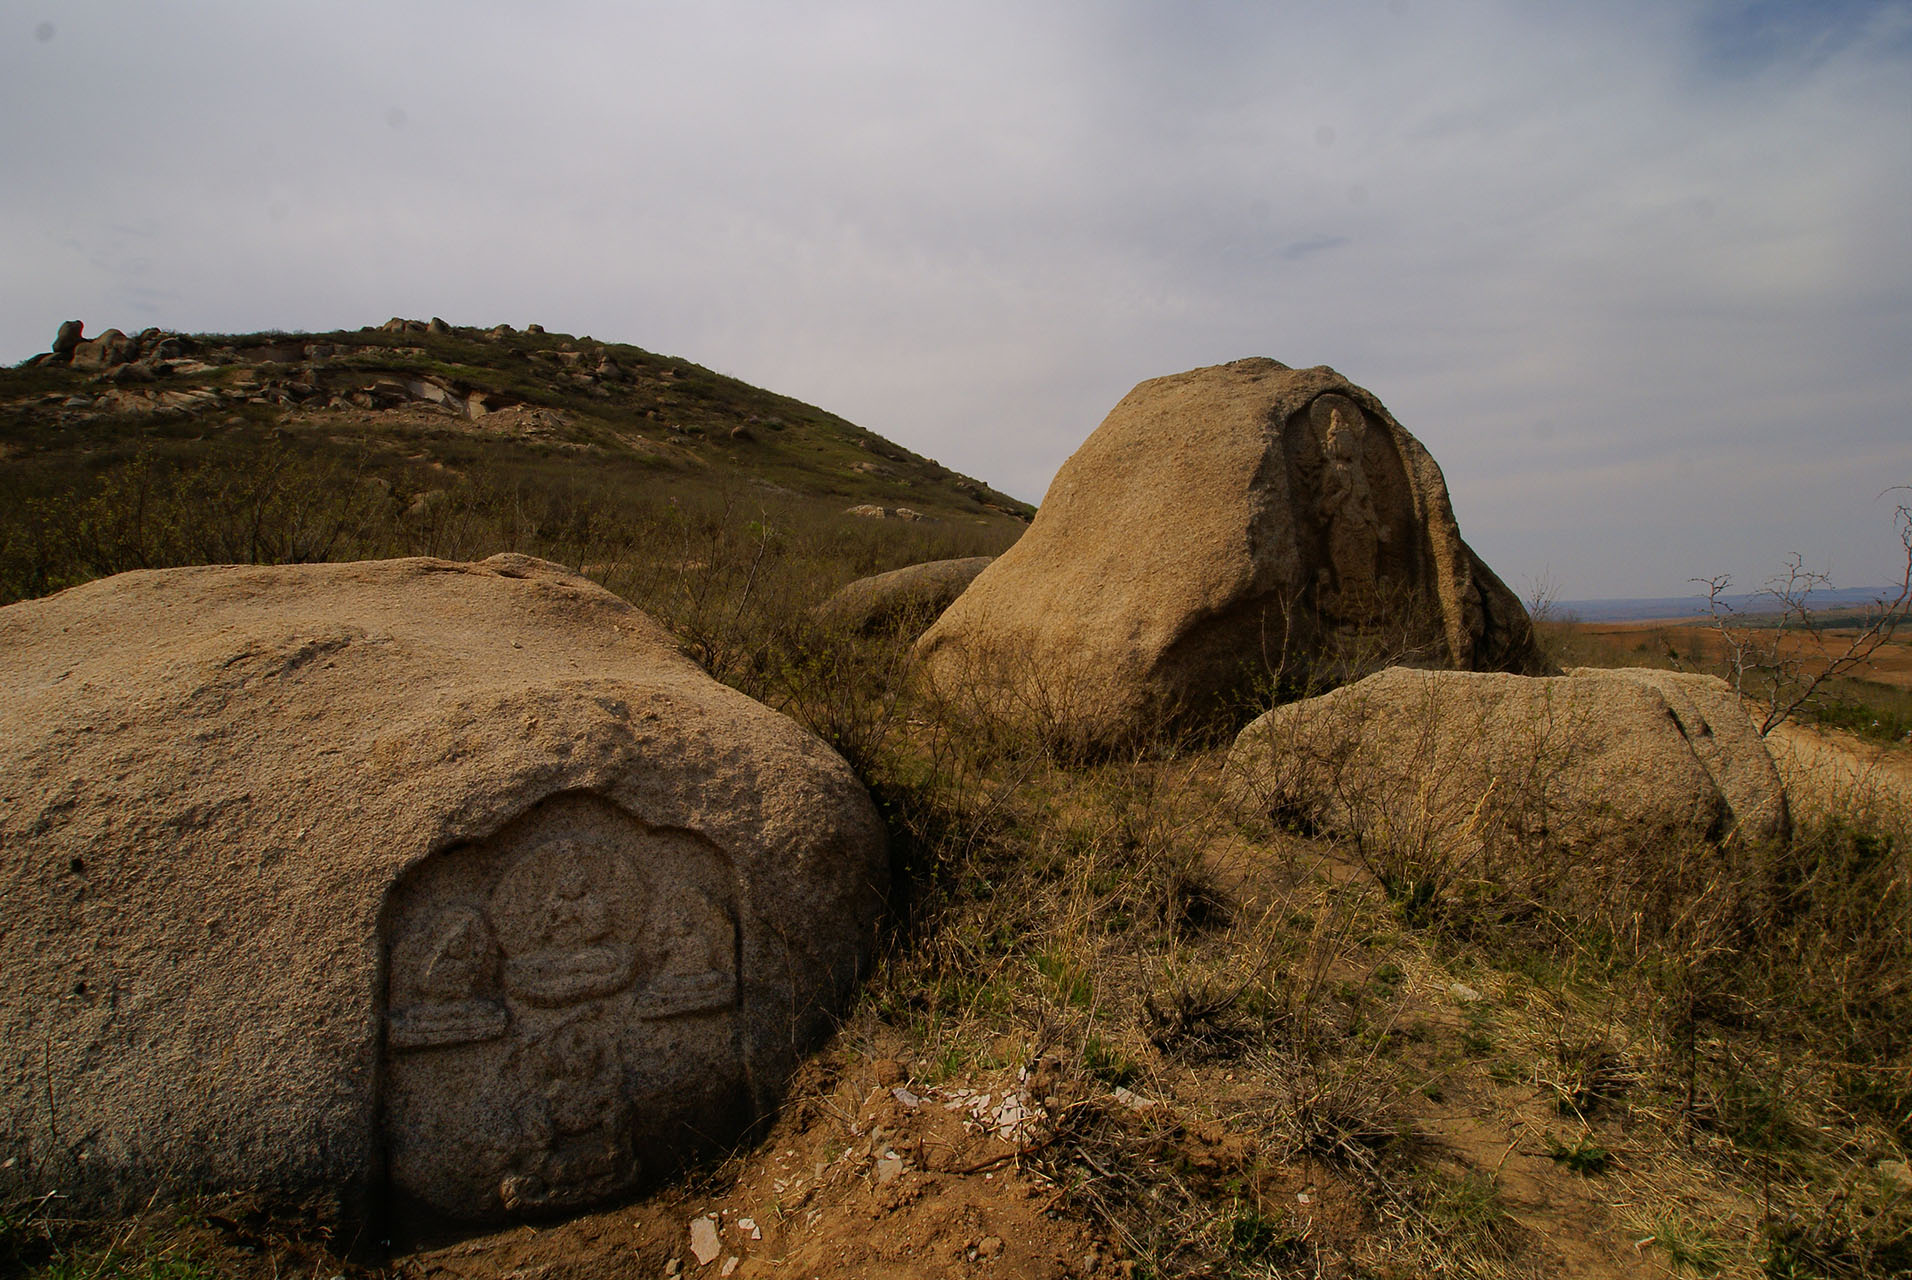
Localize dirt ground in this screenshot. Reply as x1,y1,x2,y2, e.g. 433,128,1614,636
383,837,1746,1280
395,1054,1110,1280
1766,719,1912,824
388,1014,1674,1280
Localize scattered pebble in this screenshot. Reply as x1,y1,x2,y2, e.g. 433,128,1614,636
1450,981,1485,1004
994,1094,1033,1139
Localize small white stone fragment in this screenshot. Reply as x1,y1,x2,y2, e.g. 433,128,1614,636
1450,981,1484,1003
875,1153,905,1184
995,1093,1032,1138
892,1086,922,1108
689,1215,721,1266
738,1217,762,1240
720,1257,739,1277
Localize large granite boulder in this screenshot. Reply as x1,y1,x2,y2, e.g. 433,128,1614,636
0,556,886,1226
69,327,138,369
814,556,994,637
1226,665,1789,866
915,359,1545,752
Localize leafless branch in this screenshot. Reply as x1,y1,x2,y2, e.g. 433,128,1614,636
1698,489,1912,735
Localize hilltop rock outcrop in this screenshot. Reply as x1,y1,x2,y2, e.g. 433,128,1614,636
0,556,886,1225
814,556,994,636
69,328,138,369
1226,665,1788,863
915,359,1546,751
844,504,926,521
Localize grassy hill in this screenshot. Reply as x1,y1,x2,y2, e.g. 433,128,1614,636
0,317,1032,607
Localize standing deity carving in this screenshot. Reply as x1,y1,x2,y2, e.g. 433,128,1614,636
1314,405,1387,614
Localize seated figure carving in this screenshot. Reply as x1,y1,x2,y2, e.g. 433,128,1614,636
386,906,508,1050
632,887,737,1019
499,1009,634,1211
499,851,637,1006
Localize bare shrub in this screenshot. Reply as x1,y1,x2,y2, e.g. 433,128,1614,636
1698,488,1912,736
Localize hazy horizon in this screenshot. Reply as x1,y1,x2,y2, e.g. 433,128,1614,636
6,2,1909,599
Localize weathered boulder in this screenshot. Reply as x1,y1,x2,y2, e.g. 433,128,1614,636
52,319,84,356
916,359,1546,750
69,328,137,369
814,557,994,636
240,340,307,364
0,556,886,1226
1226,666,1789,866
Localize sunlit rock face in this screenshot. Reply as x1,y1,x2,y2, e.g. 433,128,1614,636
916,359,1547,752
0,554,886,1226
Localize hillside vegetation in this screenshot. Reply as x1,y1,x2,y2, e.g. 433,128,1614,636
0,318,1031,607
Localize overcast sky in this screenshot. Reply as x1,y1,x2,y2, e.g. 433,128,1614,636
6,1,1909,599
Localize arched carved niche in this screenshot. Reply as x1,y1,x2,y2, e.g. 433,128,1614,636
380,792,745,1221
1283,394,1424,626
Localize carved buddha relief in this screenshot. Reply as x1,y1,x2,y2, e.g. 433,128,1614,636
1315,404,1385,606
380,793,746,1220
1289,395,1420,627
387,905,507,1050
492,843,641,1008
498,1007,631,1212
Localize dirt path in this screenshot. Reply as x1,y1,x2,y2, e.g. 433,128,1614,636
1766,720,1912,826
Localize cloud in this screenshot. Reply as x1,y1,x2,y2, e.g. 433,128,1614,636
2,0,1908,597
1280,235,1351,261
